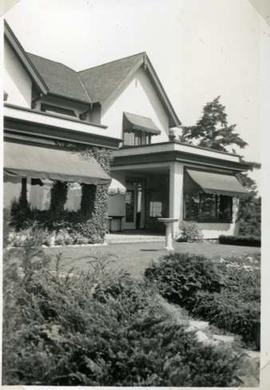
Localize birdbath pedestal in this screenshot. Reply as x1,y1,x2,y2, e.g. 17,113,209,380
158,218,179,252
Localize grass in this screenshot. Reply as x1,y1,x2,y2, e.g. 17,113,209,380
45,241,260,278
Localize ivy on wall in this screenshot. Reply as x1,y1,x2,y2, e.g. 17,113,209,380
10,143,112,244
76,146,111,241
80,184,96,218
50,181,68,216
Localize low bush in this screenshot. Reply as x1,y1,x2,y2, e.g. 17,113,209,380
191,290,260,346
145,253,224,306
3,237,243,386
219,235,261,247
145,253,260,348
177,222,203,242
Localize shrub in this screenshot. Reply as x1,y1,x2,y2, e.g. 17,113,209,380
177,221,203,242
3,241,243,386
219,235,261,247
191,290,260,346
237,195,261,237
145,253,260,348
145,253,224,306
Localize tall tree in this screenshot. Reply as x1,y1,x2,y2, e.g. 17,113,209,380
180,96,260,237
181,96,247,153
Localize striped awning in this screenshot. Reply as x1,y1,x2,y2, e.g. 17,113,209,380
185,169,249,197
123,112,161,135
4,142,111,185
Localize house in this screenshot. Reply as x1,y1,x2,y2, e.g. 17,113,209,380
3,21,249,243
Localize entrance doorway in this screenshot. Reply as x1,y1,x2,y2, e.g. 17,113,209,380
124,180,145,230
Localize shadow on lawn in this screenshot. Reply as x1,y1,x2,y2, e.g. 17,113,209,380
140,249,161,252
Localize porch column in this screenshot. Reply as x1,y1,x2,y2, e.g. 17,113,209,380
169,162,184,237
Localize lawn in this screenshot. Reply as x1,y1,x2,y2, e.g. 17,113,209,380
45,241,260,278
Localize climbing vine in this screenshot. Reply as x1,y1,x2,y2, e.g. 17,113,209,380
10,143,112,244
49,181,68,217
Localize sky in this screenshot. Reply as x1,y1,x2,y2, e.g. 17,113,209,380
4,0,270,189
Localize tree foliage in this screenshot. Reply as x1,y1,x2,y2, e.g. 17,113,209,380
181,96,247,153
180,96,260,238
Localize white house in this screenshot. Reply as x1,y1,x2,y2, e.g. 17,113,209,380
3,21,249,242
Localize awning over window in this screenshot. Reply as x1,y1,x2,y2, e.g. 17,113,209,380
4,142,111,185
123,112,161,135
108,178,126,195
185,169,249,197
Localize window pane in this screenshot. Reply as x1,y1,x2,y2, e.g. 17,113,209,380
125,190,135,222
199,193,216,221
123,132,135,146
218,195,232,221
149,201,162,217
184,193,199,220
123,131,152,146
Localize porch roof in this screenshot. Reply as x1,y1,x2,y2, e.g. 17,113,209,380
4,141,110,185
185,169,249,197
112,142,250,172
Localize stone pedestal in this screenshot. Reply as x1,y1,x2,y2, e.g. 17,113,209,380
158,217,179,252
169,162,184,237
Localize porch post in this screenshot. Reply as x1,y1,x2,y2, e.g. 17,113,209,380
169,162,184,238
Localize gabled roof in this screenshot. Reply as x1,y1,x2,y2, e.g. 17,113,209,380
79,53,145,104
4,21,181,125
28,53,92,104
4,21,48,94
79,53,181,127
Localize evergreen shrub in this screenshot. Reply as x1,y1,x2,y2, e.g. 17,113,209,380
3,235,243,386
145,253,260,348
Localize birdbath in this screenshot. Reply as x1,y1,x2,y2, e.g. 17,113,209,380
158,218,179,252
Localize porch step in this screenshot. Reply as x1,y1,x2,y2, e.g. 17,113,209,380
106,233,165,244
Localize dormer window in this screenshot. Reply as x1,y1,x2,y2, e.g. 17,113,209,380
41,103,76,118
123,112,161,147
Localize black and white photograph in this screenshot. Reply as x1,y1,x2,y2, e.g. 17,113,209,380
1,0,268,387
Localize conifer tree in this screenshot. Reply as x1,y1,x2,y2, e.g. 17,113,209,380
181,96,247,153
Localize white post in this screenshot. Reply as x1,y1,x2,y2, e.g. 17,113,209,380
233,197,240,235
165,223,174,252
169,162,184,238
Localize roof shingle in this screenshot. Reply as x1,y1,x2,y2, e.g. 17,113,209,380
78,52,145,103
27,53,92,103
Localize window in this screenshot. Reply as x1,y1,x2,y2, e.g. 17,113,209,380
149,201,162,217
29,179,51,210
184,193,199,220
64,183,82,212
125,190,135,222
184,193,232,222
199,194,216,220
41,104,76,117
123,131,151,147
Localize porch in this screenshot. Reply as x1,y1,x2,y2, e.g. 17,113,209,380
109,141,250,239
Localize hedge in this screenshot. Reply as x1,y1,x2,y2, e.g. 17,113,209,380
219,235,261,247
